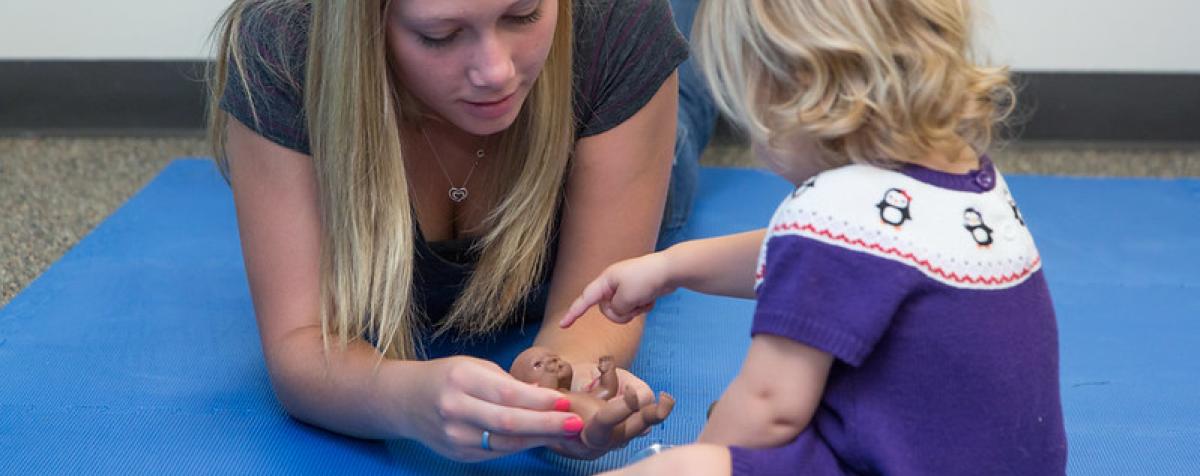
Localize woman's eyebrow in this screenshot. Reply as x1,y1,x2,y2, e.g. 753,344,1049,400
511,0,540,11
404,0,540,25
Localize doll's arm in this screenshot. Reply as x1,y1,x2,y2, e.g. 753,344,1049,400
699,334,833,448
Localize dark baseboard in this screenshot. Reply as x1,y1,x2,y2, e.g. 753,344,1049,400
1012,72,1199,143
1,61,1197,143
0,61,209,135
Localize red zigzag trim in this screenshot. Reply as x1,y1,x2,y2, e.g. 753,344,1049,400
758,222,1041,286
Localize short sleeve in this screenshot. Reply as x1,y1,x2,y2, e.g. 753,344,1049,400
752,234,920,367
572,0,690,138
217,7,311,154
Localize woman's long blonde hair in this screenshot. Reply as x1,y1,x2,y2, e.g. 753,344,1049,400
695,0,1014,168
207,0,575,359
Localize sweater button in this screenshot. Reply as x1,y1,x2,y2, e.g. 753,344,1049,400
974,170,995,189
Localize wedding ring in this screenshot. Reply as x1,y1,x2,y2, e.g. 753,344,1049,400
481,430,493,451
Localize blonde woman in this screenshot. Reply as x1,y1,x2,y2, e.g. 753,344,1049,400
567,0,1068,474
208,0,707,462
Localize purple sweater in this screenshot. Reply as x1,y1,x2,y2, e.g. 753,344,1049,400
728,157,1067,475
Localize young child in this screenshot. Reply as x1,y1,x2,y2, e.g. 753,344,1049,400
559,0,1067,474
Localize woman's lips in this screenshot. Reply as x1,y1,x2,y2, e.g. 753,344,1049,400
462,92,517,120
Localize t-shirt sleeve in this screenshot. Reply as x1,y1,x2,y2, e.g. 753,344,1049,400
217,9,311,154
752,234,920,367
573,0,690,138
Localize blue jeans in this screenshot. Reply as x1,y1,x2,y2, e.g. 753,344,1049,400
659,0,718,249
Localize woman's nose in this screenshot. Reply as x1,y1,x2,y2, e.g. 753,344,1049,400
467,33,515,90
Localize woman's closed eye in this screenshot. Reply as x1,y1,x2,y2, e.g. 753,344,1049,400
505,8,542,26
419,30,460,48
416,5,542,48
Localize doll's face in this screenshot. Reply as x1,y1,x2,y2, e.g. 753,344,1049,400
386,0,558,135
511,347,573,390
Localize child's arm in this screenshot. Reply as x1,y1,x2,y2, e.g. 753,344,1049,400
668,228,765,299
559,229,764,327
699,334,833,447
597,444,732,476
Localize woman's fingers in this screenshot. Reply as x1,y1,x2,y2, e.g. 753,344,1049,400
455,364,582,436
433,361,585,461
437,422,563,462
455,360,565,411
463,398,583,439
476,431,563,454
615,368,655,406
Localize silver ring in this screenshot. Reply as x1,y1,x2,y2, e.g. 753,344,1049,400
480,430,492,451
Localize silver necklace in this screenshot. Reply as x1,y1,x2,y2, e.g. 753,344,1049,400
420,127,486,203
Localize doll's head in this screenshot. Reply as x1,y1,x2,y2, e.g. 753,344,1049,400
511,346,574,390
694,0,1014,182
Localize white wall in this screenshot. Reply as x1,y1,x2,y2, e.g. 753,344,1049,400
1,0,1198,72
0,0,231,60
980,0,1199,72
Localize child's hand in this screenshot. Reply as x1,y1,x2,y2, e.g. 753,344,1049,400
559,253,674,328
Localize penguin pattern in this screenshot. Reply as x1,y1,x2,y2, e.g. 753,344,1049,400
876,188,913,227
1003,188,1025,226
792,177,817,198
758,163,1042,291
963,207,994,246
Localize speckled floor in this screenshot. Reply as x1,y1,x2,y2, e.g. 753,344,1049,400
1,137,206,305
2,136,1198,307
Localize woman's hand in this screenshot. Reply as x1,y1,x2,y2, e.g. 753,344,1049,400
558,252,675,328
544,361,657,460
405,356,583,462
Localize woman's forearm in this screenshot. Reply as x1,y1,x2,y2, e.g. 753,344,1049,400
536,74,679,369
666,229,765,299
537,302,645,368
264,325,424,440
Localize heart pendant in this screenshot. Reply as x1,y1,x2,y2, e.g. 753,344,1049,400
449,187,469,203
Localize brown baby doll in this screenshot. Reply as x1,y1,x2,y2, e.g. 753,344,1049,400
510,346,675,450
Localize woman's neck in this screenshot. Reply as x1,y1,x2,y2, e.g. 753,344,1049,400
410,117,491,146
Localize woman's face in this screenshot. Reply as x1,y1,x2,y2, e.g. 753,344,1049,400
386,0,558,135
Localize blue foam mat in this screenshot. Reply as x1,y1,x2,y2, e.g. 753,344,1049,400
1,159,1198,474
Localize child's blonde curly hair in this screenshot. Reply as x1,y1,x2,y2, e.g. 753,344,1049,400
695,0,1015,168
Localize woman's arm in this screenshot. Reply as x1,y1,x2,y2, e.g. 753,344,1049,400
533,73,680,369
699,334,833,447
224,119,575,461
225,118,406,438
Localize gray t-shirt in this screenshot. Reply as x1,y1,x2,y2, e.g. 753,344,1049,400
220,0,689,154
217,0,689,326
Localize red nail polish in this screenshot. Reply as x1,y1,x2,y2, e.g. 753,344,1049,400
554,397,571,412
563,416,584,434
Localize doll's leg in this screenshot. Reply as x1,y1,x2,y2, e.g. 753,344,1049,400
592,356,621,400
